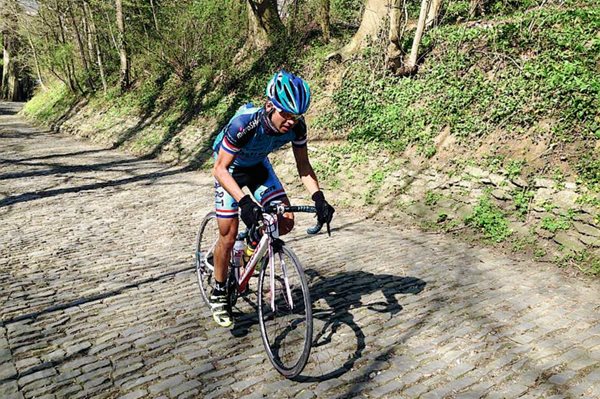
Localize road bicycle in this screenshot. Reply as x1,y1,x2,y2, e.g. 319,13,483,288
194,201,326,378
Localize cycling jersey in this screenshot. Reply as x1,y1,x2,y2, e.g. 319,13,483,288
212,104,307,168
212,103,308,218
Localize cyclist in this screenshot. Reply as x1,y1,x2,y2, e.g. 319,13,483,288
209,70,335,327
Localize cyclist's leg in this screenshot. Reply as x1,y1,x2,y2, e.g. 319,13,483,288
252,158,294,235
214,179,239,282
211,179,239,327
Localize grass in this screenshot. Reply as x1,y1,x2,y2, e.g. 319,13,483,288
23,82,77,123
540,214,572,233
465,194,512,242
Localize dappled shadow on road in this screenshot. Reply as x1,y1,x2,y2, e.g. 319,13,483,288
0,164,193,208
0,102,23,115
0,148,111,164
0,265,194,326
228,269,426,382
0,157,149,181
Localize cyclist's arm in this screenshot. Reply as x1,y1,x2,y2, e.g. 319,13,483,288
292,145,320,196
213,148,245,202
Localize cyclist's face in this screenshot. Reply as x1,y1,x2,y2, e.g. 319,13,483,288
267,102,300,133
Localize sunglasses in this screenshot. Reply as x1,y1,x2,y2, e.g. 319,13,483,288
277,109,302,121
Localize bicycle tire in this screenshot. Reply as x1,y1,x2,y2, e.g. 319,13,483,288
257,245,313,378
195,211,219,307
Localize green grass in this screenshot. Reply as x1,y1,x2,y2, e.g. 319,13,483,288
513,189,534,219
23,82,77,123
465,194,512,242
540,212,574,233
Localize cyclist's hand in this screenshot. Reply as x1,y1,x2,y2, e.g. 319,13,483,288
312,191,335,225
238,195,262,228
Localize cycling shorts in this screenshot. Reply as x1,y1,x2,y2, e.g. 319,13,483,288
214,158,286,219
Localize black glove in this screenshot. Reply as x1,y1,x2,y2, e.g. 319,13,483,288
312,191,335,225
238,195,262,228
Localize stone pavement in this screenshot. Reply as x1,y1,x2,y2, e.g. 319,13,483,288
1,101,600,399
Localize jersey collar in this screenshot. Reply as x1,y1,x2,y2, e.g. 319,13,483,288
259,107,282,136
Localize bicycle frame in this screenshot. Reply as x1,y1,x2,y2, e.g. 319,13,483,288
236,207,295,311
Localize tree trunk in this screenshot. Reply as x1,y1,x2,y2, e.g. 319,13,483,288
115,0,130,91
104,10,120,53
426,0,442,28
386,0,404,71
1,34,20,100
1,0,21,100
149,0,159,32
68,1,94,91
318,0,331,42
331,0,390,61
56,1,82,93
245,0,285,50
469,0,484,18
84,1,107,94
26,31,46,91
404,0,431,74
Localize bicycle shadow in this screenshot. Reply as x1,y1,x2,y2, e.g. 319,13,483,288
229,269,426,382
295,269,426,382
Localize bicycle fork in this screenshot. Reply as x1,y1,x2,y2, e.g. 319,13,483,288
269,244,294,311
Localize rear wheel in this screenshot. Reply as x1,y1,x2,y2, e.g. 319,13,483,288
195,212,219,307
258,245,312,378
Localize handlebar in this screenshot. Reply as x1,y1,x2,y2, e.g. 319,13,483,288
263,204,316,214
262,203,331,236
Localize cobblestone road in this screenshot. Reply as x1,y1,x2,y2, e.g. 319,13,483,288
1,101,600,399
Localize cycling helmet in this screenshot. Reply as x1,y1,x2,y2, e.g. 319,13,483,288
265,70,311,115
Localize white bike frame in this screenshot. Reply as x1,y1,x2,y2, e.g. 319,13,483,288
236,204,295,311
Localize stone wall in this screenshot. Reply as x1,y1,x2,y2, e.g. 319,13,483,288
398,165,599,262
271,145,600,269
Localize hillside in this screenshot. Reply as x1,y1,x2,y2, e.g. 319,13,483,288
21,0,600,275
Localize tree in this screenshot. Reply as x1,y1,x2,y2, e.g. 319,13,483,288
329,0,443,76
83,0,107,93
402,0,432,75
331,0,390,61
318,0,331,43
245,0,285,50
1,0,23,100
115,0,130,91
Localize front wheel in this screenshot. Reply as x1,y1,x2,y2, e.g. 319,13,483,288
258,245,312,378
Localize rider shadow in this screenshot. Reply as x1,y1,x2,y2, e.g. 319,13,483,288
229,269,426,382
296,269,426,382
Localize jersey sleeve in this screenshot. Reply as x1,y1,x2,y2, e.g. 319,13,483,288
292,118,308,148
220,114,259,155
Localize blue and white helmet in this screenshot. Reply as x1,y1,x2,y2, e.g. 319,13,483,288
266,70,311,115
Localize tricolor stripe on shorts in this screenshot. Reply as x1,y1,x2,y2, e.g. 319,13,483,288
261,189,286,205
216,209,238,219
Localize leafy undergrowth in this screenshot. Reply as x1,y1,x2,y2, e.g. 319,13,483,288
326,2,599,171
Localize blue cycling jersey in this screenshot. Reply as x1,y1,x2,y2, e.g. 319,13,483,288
212,103,307,168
